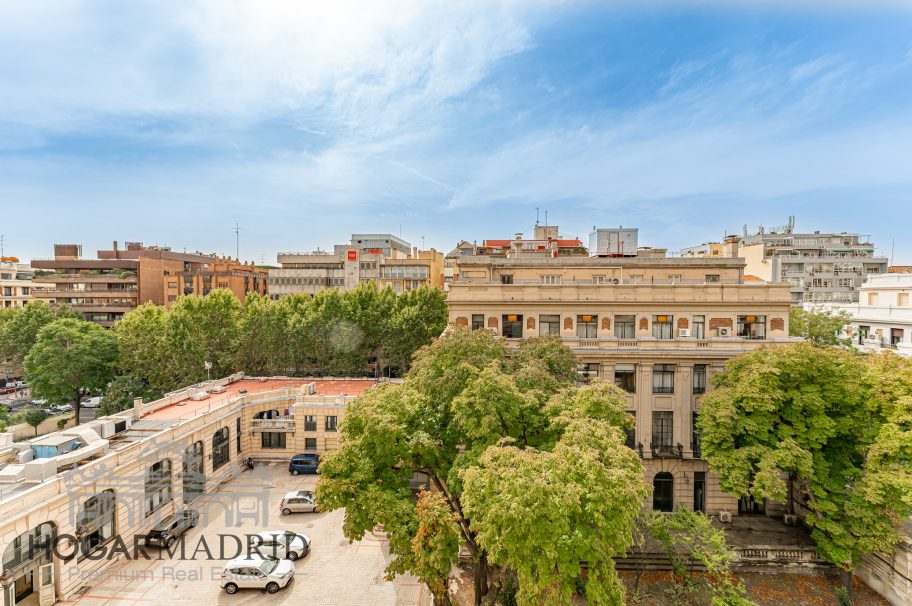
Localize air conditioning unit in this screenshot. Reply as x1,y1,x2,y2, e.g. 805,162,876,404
612,278,620,284
678,328,690,337
719,509,732,523
783,514,799,526
718,327,732,337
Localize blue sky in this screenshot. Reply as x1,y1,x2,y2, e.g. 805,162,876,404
1,1,911,264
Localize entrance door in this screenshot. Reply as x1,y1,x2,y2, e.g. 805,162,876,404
652,472,674,512
738,495,765,515
13,571,32,603
38,564,54,606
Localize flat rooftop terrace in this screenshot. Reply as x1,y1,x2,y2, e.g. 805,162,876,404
141,378,377,421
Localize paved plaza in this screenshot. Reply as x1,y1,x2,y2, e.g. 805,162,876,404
57,464,431,606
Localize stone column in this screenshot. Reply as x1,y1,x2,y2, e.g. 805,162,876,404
636,363,654,451
676,364,694,457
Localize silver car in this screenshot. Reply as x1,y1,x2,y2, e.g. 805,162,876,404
280,490,319,515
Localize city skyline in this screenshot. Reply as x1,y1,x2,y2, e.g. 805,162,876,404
2,1,911,263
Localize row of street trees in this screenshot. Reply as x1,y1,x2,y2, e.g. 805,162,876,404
0,284,448,422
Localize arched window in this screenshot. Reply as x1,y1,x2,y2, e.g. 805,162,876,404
2,522,56,572
212,428,230,471
653,472,674,512
145,459,172,516
78,489,116,557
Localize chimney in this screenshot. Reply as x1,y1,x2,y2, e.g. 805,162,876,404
113,241,118,251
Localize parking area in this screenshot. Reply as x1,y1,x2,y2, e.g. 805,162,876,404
58,464,432,606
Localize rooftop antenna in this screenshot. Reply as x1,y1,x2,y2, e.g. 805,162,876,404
0,234,4,258
535,207,540,227
421,236,425,250
545,210,549,226
234,222,240,260
892,238,895,266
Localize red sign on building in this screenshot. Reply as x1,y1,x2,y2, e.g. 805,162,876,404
347,250,357,261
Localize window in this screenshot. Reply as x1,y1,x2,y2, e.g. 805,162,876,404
500,275,514,285
21,287,29,295
325,416,338,431
502,314,523,339
615,315,636,339
593,275,608,284
577,363,599,382
304,415,317,432
692,411,701,458
540,275,561,285
705,274,721,283
2,287,11,296
653,364,675,393
891,328,905,346
168,281,178,288
692,315,705,339
576,315,597,338
145,459,172,516
667,274,681,284
652,315,673,339
168,295,177,302
539,314,560,336
236,418,241,453
79,490,116,557
737,315,767,339
652,412,674,447
625,417,636,449
868,292,879,306
653,472,674,512
614,364,636,393
693,472,706,512
261,432,287,449
693,365,707,394
305,438,317,450
899,293,910,307
212,428,230,470
471,314,485,330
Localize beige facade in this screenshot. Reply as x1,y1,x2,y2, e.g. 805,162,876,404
448,254,798,516
0,375,373,605
0,262,34,309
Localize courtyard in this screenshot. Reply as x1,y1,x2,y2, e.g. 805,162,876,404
56,463,431,606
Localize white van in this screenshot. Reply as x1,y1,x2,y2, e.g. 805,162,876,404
81,396,102,408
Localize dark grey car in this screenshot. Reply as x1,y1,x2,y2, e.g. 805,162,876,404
144,510,199,548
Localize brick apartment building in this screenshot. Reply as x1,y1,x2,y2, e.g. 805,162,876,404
31,242,267,326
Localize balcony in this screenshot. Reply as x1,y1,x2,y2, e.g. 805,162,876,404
557,337,800,352
650,442,683,459
35,287,138,297
251,418,296,432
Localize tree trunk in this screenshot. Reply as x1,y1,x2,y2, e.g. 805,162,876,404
74,391,82,427
474,552,489,605
842,568,854,603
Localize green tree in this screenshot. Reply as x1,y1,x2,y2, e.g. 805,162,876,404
698,344,912,592
99,374,159,416
113,302,174,394
23,407,49,436
789,306,852,348
25,319,118,426
317,327,646,605
165,289,241,385
384,286,448,375
235,292,291,376
0,301,79,368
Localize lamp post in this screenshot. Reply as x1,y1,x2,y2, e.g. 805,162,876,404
204,361,212,382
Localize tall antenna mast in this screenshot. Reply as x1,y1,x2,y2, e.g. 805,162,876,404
0,234,4,258
234,223,240,259
535,207,540,227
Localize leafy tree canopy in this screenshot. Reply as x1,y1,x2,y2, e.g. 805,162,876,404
0,301,79,367
25,318,118,425
698,344,912,571
789,306,852,348
317,327,646,605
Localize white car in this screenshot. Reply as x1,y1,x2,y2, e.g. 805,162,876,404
249,530,311,560
220,556,294,594
81,396,102,408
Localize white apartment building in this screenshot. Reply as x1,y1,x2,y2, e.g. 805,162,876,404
0,262,34,309
819,273,912,357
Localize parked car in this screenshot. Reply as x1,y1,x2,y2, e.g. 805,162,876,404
144,509,199,548
280,490,319,515
81,396,102,408
288,453,320,475
12,381,27,389
220,555,294,594
249,530,311,560
0,386,16,395
52,404,74,414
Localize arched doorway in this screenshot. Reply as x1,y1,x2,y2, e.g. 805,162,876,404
2,522,57,605
653,472,674,512
253,410,280,420
183,441,205,503
78,490,116,557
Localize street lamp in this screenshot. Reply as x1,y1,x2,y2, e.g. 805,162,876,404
204,361,212,382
